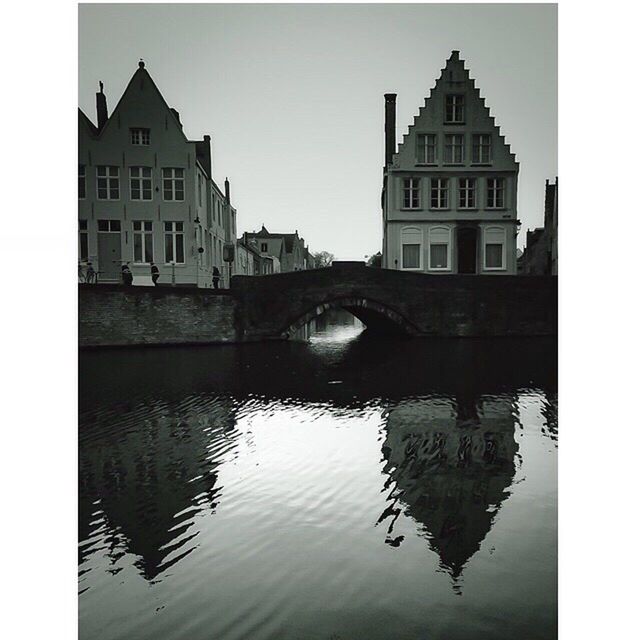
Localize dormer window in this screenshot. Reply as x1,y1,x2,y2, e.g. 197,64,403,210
445,94,465,123
130,128,150,145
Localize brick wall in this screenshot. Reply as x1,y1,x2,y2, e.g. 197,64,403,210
79,285,238,348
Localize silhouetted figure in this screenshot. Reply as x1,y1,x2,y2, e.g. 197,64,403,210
85,262,96,284
150,262,159,286
212,266,220,290
122,263,133,286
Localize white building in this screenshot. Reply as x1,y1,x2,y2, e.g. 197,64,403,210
79,61,237,287
382,51,519,275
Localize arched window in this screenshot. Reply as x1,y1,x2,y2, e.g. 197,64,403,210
400,227,423,270
428,226,451,271
483,226,506,270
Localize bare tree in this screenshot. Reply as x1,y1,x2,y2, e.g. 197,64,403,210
312,251,334,268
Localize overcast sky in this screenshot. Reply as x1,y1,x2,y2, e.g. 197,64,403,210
79,3,557,258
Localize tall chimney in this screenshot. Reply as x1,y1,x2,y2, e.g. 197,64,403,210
384,93,397,167
224,177,231,205
96,81,108,131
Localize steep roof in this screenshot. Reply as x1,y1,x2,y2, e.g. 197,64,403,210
78,108,99,138
394,50,518,168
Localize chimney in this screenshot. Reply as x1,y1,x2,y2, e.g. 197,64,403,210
96,81,108,131
384,93,397,167
224,177,231,205
450,50,460,61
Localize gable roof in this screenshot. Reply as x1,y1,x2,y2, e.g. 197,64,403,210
394,50,518,167
80,61,189,145
78,108,99,138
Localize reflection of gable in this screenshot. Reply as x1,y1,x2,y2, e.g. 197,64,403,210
380,396,518,579
79,398,238,581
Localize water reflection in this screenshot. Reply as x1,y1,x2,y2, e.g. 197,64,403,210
79,313,557,640
379,394,518,584
79,395,239,583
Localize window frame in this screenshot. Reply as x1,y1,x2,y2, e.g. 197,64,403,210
129,166,153,201
472,134,493,164
132,220,154,264
416,133,438,165
444,94,465,124
96,166,120,201
400,226,423,271
430,177,450,210
444,134,465,165
402,177,421,210
130,128,150,146
97,219,121,233
428,226,452,271
162,168,185,202
483,226,507,271
458,177,477,210
486,177,506,209
164,221,185,264
79,165,86,199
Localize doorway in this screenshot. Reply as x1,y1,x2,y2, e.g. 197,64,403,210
98,227,122,281
457,227,478,274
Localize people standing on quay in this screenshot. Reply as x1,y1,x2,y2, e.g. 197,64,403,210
122,263,133,286
212,265,221,290
150,262,159,286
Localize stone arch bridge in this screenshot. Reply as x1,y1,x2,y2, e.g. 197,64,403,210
79,262,556,348
232,262,556,341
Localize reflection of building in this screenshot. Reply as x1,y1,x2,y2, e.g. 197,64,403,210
78,397,238,581
382,51,519,274
519,178,558,275
242,226,310,272
78,61,238,287
379,394,518,580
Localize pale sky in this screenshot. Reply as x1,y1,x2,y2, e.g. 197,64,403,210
79,3,557,258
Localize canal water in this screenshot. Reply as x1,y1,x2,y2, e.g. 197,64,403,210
79,311,557,640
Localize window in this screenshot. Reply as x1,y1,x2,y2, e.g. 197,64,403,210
401,227,422,270
458,178,476,209
260,242,268,252
487,178,505,208
484,227,506,270
445,94,465,123
428,227,450,270
403,178,420,209
163,168,185,201
79,219,88,261
430,178,449,209
417,134,437,164
472,134,492,164
133,221,153,263
130,128,150,145
79,165,86,199
96,166,119,200
130,167,153,201
97,219,121,232
444,134,465,164
164,221,185,263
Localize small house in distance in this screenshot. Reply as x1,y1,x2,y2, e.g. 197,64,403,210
382,51,519,275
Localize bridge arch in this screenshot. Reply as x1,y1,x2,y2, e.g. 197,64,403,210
280,296,420,339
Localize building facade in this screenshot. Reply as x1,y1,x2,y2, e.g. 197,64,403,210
243,226,310,273
519,178,558,275
382,51,519,275
79,61,237,288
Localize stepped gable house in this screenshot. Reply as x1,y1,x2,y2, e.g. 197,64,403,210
382,51,519,275
79,61,236,287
